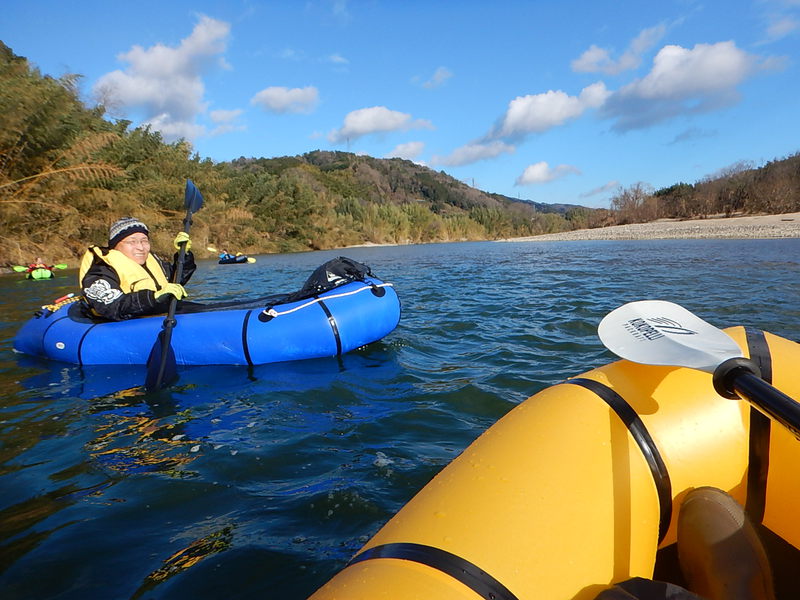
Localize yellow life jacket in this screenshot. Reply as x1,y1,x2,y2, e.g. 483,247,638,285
79,246,170,293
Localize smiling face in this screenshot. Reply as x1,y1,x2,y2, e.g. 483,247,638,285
114,232,151,265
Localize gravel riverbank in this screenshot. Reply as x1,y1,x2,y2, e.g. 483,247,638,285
502,212,800,242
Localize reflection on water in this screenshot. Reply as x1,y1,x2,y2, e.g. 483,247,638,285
1,239,799,598
132,525,235,599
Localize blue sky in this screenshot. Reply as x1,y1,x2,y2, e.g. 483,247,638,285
3,0,799,208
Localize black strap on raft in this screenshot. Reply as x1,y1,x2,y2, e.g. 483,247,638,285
316,299,342,355
744,328,772,523
348,542,519,600
567,378,673,544
241,310,254,366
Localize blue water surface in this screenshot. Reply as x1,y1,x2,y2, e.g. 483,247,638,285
1,239,798,599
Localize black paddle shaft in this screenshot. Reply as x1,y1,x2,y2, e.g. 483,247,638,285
151,214,192,385
714,357,800,439
147,180,203,391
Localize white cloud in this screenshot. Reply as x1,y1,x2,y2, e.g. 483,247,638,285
431,141,515,167
92,15,230,142
669,127,717,144
580,180,619,198
327,53,350,64
279,48,303,60
328,106,433,143
766,16,799,40
331,0,351,22
572,46,615,74
572,24,666,75
493,82,609,139
626,42,755,98
602,41,766,131
145,113,206,142
385,141,425,161
422,66,453,89
251,86,319,114
210,109,243,123
208,109,245,136
515,162,581,186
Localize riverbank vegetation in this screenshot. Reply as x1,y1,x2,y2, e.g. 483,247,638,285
2,41,798,267
610,154,800,225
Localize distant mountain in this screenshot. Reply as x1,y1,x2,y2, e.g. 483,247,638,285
231,150,591,216
489,193,591,215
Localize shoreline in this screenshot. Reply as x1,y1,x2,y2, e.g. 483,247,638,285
4,213,798,275
500,212,800,242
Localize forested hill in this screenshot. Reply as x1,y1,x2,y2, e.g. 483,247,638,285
202,149,595,254
220,150,592,248
238,151,584,216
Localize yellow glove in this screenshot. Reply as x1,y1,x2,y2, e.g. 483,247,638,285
173,231,192,251
154,283,188,301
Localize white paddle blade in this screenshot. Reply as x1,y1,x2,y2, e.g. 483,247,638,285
598,300,743,373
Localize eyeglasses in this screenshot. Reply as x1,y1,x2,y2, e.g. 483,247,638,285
120,238,151,248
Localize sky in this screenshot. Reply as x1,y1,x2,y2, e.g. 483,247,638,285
2,0,799,208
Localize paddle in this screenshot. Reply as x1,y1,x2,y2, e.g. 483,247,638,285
145,179,204,392
598,300,800,438
12,263,67,272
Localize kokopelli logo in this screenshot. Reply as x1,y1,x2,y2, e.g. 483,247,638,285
623,316,697,341
646,316,698,335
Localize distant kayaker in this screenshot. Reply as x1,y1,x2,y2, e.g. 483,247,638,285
79,217,196,320
219,249,233,260
25,257,55,279
27,257,53,272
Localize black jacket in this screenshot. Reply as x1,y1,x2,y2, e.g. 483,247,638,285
81,250,196,321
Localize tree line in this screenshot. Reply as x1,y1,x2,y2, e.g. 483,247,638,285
609,156,800,225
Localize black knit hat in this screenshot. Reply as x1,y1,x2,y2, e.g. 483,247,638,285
109,217,149,248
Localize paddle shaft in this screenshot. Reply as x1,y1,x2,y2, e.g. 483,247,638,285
713,357,800,438
151,211,192,389
733,371,800,438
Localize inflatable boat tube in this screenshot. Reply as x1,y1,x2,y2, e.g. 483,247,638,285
13,276,400,366
310,327,800,600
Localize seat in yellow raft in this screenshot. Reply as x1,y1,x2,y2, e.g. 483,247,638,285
310,301,800,599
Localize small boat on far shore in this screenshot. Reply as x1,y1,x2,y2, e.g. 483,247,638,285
218,253,255,264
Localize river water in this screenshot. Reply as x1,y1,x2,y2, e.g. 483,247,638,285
1,239,799,599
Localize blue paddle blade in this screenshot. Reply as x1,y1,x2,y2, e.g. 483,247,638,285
145,330,178,392
185,179,204,213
